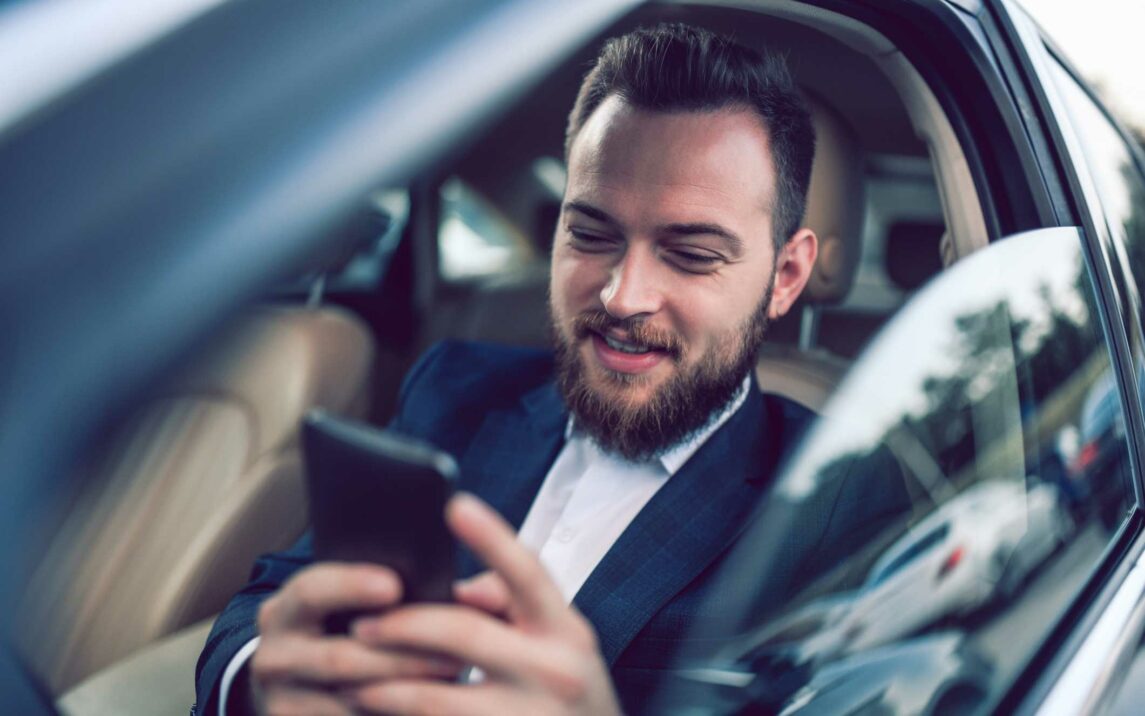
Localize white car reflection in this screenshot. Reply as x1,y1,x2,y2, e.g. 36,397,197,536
729,590,859,671
835,480,1071,654
778,632,993,716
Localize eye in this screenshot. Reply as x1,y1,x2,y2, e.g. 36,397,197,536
667,248,724,273
567,228,619,252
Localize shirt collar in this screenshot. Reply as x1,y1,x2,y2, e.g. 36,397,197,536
564,375,753,476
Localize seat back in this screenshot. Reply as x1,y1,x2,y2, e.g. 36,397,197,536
20,305,375,694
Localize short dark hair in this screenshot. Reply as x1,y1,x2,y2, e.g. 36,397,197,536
566,23,815,249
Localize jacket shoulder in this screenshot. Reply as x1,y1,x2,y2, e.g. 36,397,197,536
391,340,555,453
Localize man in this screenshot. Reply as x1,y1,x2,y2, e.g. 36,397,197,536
196,22,820,715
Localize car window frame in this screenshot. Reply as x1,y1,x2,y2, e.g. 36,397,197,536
985,3,1145,712
850,0,1050,237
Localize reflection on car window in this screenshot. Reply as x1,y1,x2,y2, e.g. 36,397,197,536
868,522,950,588
661,229,1135,715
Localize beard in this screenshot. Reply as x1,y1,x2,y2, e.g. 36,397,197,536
553,284,773,462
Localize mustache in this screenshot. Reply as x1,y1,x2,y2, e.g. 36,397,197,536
571,310,684,358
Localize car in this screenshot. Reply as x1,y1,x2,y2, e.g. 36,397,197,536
3,1,1145,715
667,632,995,715
775,632,995,716
1067,369,1136,526
833,480,1072,655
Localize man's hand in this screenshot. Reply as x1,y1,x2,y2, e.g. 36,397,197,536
249,563,461,715
348,493,623,716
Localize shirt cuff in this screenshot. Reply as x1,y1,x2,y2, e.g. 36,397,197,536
218,636,260,716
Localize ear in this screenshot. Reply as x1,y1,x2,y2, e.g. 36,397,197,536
767,228,818,320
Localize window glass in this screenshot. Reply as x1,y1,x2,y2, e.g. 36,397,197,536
331,188,410,289
267,189,410,298
868,522,950,587
438,177,536,281
661,229,1135,715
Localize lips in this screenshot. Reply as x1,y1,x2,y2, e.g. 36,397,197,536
590,332,668,373
602,332,655,354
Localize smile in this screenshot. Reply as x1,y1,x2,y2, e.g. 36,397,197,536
590,332,669,374
603,334,653,354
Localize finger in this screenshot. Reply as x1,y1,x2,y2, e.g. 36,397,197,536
353,605,575,683
349,678,513,716
446,493,567,625
258,682,357,716
454,571,512,617
252,634,462,686
260,563,402,632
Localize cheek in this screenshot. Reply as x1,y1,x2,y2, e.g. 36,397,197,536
672,283,764,349
675,301,727,347
551,251,607,310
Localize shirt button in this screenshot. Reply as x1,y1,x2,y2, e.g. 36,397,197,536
555,526,576,543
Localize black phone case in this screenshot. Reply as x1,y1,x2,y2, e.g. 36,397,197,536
302,410,458,631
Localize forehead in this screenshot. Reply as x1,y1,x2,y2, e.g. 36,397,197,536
565,96,777,229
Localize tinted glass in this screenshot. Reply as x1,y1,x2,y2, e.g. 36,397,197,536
869,523,951,587
438,176,538,281
661,229,1135,715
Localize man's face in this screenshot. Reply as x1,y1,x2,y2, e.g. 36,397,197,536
550,96,787,459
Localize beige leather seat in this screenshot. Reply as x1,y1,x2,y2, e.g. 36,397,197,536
19,304,375,694
755,94,865,410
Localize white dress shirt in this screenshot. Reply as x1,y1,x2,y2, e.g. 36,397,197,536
216,377,751,713
517,377,751,603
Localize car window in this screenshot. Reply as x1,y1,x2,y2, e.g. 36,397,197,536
270,188,411,298
660,227,1136,715
868,522,951,587
437,176,539,281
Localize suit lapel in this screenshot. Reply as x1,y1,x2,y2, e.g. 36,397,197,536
573,388,783,664
455,382,567,578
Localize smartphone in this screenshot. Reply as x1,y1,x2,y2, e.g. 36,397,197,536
302,410,458,630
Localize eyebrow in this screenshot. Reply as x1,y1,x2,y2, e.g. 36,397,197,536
564,200,746,256
564,201,618,226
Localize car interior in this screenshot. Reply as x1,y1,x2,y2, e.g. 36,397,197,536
15,1,1036,713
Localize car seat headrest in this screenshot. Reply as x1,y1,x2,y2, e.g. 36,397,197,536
798,93,865,305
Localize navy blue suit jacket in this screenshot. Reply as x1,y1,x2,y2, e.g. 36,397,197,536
195,340,819,714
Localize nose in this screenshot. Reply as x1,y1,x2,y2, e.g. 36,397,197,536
600,245,663,320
